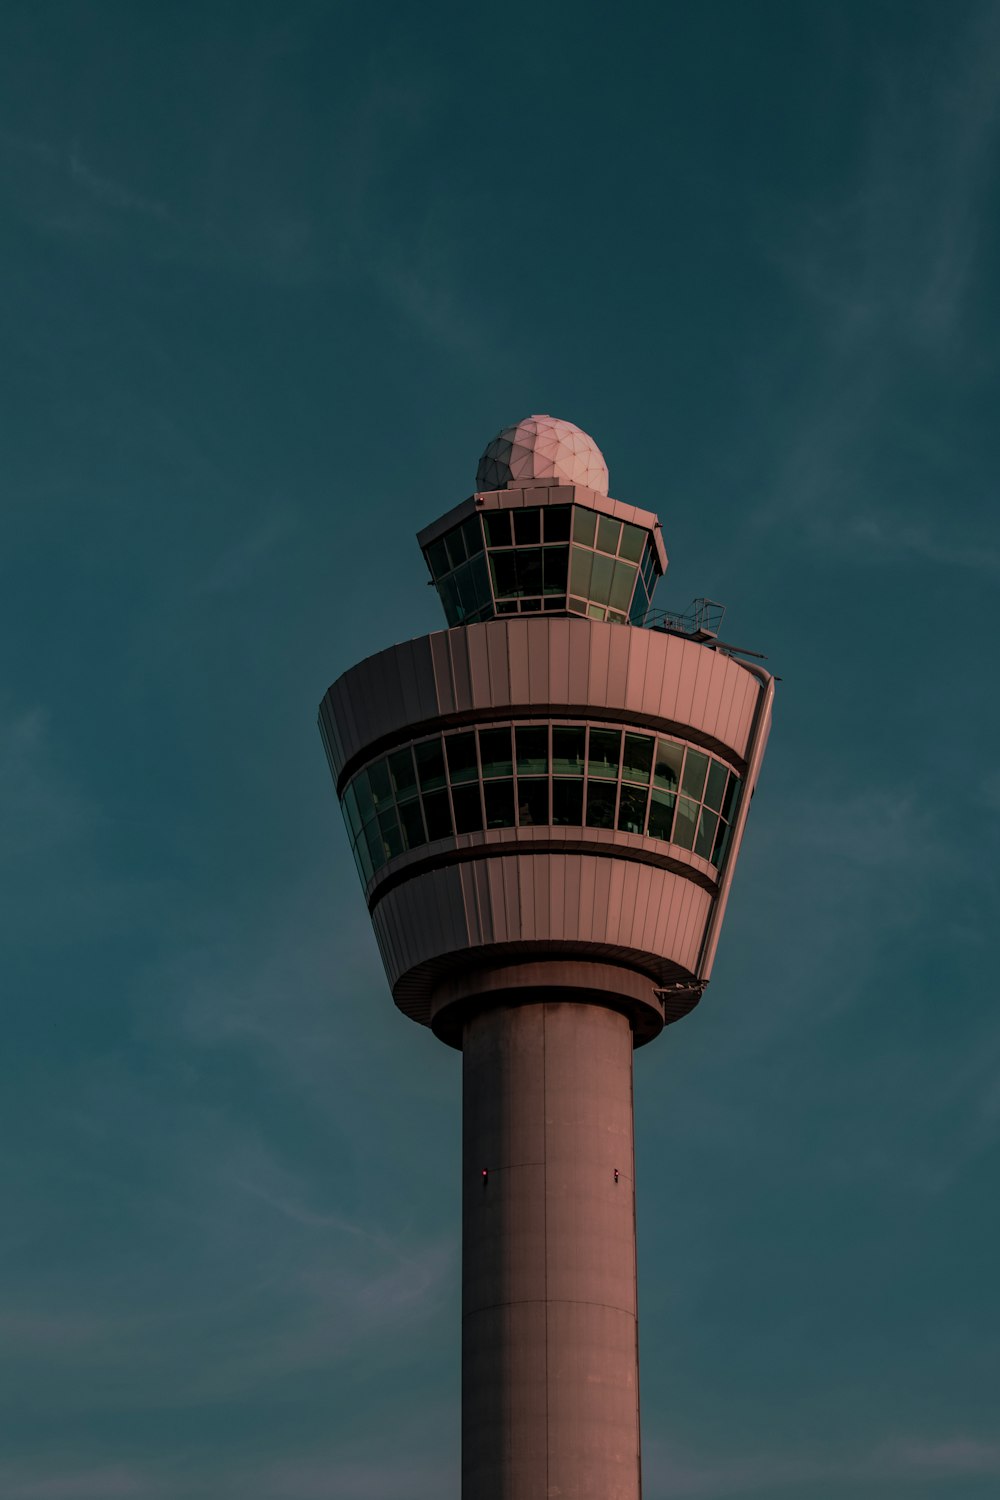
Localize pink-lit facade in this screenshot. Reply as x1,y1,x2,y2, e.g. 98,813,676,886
319,418,772,1499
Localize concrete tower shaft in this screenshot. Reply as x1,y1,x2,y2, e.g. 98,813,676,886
319,420,772,1499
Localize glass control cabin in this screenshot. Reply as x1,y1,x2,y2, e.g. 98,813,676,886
419,491,665,628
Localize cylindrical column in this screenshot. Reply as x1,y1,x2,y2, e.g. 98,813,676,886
462,999,641,1500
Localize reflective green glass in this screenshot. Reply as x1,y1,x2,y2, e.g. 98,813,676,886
596,515,621,555
398,799,425,850
695,808,719,860
681,749,709,800
618,784,648,834
543,546,569,594
388,748,418,801
342,783,362,837
567,596,587,614
544,506,572,542
469,552,491,611
479,727,513,778
654,739,683,792
570,545,593,597
590,551,614,606
711,819,732,868
517,778,549,825
573,506,597,546
513,508,541,545
354,771,375,825
414,738,446,792
619,522,645,562
426,537,449,579
421,788,452,840
444,526,467,571
490,551,519,598
588,728,621,779
452,784,483,834
516,725,548,774
484,512,512,547
378,807,404,861
673,795,699,849
552,779,584,825
609,560,636,613
517,549,543,596
461,515,484,556
704,760,728,812
608,611,626,624
587,603,606,620
622,733,654,784
364,819,384,871
356,832,374,883
368,759,392,808
446,732,478,784
585,781,616,828
483,779,515,828
720,773,741,823
647,788,675,840
552,725,585,776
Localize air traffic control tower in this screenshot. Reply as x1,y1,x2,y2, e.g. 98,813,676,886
319,416,773,1499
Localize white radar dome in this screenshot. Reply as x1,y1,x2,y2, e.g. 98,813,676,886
476,415,610,496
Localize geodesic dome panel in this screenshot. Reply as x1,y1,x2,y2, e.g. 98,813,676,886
476,415,610,496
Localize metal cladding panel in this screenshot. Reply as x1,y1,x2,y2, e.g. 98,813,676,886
322,619,762,786
369,854,712,1010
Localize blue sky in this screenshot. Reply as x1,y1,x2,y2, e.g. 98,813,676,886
1,2,999,1496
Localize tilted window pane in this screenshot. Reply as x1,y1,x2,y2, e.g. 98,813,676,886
573,506,597,546
543,546,569,594
712,819,732,868
629,580,649,626
354,771,375,825
513,508,541,545
444,526,467,571
567,596,587,614
622,733,654,784
398,799,426,851
681,749,709,800
673,795,699,849
440,572,461,625
483,779,515,828
569,545,594,597
609,560,637,613
497,600,518,614
490,550,519,599
414,739,446,792
552,779,584,825
468,552,491,611
587,604,606,620
618,783,648,834
520,597,542,613
479,726,513,778
461,515,484,557
454,560,479,619
544,597,563,610
588,728,621,779
590,551,614,606
357,830,374,882
647,788,676,841
516,725,548,774
378,807,404,861
446,732,478,784
654,739,683,792
619,522,645,563
368,759,392,807
515,548,543,596
704,760,728,812
484,511,512,547
517,778,549,826
586,780,617,829
695,808,719,860
596,515,621,555
452,784,483,834
544,506,572,542
364,819,384,871
608,611,627,624
720,773,741,823
421,788,452,840
552,725,585,776
342,783,363,837
388,748,418,801
426,537,449,579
